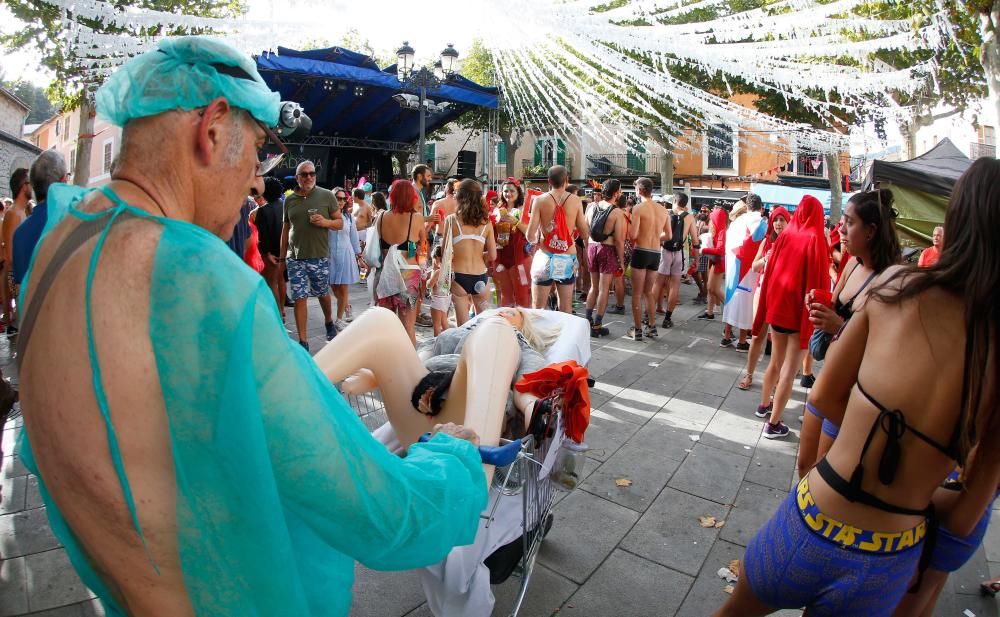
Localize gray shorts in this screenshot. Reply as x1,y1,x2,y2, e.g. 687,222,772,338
658,249,684,277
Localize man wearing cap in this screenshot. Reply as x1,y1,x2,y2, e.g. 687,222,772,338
14,36,486,617
280,159,340,349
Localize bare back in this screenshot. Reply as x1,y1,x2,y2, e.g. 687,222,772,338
810,271,968,532
20,189,194,616
527,189,587,253
2,205,27,265
631,198,668,250
380,209,426,266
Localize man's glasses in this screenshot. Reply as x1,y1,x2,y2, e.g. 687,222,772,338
336,195,347,202
298,171,317,178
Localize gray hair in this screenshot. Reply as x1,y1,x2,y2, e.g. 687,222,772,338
30,150,68,202
296,160,315,174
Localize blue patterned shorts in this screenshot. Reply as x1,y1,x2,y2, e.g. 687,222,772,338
743,477,923,617
287,257,331,301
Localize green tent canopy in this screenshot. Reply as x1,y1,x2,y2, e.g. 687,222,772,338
862,138,971,247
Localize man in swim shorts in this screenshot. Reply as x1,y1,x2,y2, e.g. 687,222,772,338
628,177,670,341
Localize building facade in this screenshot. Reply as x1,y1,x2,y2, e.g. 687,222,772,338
0,88,42,199
27,107,123,188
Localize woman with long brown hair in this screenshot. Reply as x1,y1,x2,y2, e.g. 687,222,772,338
443,179,497,325
715,158,1000,617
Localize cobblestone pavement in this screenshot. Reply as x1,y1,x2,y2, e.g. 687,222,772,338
2,280,998,616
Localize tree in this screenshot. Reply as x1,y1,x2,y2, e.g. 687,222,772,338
2,0,245,186
1,80,59,124
970,0,1000,124
458,39,525,180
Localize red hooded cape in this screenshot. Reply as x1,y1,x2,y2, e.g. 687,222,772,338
758,206,791,261
752,196,831,349
830,221,853,284
700,207,729,273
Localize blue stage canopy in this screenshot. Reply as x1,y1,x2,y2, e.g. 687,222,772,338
255,46,498,146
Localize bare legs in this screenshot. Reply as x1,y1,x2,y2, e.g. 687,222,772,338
330,284,349,320
706,268,723,316
739,325,769,390
452,285,490,327
761,332,804,425
630,268,655,330
712,573,777,617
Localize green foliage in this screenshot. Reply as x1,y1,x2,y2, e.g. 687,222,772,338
1,79,59,123
1,0,246,110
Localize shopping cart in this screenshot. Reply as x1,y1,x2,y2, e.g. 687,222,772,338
340,386,566,617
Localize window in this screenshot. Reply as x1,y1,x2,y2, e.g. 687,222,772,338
497,141,507,165
103,141,113,174
533,137,565,168
984,126,996,147
424,142,436,167
55,119,60,137
70,149,76,173
795,153,825,178
705,124,736,172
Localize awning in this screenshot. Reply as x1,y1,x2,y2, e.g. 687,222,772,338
256,46,498,145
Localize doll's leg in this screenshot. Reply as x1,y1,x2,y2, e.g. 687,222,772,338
314,307,429,438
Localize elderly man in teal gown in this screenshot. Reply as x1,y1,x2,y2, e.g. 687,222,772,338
15,36,486,617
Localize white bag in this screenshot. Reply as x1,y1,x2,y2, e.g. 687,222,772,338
363,212,384,268
376,246,407,300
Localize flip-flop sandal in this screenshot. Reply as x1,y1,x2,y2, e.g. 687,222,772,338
981,580,1000,597
737,373,753,391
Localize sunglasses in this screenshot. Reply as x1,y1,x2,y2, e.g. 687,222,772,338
336,195,347,201
298,171,317,178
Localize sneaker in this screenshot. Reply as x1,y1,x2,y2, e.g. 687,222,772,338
661,317,674,329
763,421,790,439
5,325,17,337
325,321,337,341
755,403,773,418
800,374,816,389
696,312,715,320
415,313,434,327
643,325,658,339
628,326,643,341
344,305,354,322
720,338,734,348
335,319,349,331
609,304,625,315
590,325,610,338
735,342,750,353
299,339,310,352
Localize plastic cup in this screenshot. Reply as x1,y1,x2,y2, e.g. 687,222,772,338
811,288,833,307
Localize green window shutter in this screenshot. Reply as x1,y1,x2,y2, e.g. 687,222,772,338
424,143,436,165
534,140,543,166
556,139,566,165
498,142,507,164
626,138,646,173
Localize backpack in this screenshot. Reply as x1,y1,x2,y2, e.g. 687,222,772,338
662,211,687,251
589,204,614,243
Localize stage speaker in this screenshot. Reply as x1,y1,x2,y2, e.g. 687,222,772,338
457,150,477,179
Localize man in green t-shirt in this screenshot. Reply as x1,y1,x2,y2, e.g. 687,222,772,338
279,160,343,350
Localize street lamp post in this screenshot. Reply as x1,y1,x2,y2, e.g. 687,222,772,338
395,42,460,171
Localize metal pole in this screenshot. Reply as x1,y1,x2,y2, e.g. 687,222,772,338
418,85,427,170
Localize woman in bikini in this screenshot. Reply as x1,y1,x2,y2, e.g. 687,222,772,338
797,189,900,477
375,179,427,345
715,157,1000,617
444,179,497,326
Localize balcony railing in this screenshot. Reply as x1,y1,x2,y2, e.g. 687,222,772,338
971,142,996,159
521,157,576,179
433,156,451,174
585,153,661,177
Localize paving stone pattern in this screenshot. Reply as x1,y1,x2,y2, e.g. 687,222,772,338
1,282,997,616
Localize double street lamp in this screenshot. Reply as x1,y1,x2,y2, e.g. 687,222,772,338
395,42,460,169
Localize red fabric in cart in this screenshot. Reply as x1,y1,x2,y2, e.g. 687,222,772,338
514,360,591,443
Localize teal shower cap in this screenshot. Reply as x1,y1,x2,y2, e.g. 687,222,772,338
96,36,281,128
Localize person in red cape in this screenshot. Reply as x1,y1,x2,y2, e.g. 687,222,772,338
751,195,830,439
737,206,791,390
698,206,729,319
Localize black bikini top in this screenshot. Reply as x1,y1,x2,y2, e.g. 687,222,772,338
817,381,961,518
379,210,415,252
834,262,878,321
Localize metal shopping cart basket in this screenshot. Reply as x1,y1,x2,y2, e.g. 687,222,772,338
338,385,568,617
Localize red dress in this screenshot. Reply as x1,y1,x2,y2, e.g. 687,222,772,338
752,196,831,349
244,219,265,273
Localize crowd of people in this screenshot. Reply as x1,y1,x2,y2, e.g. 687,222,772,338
4,33,997,617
